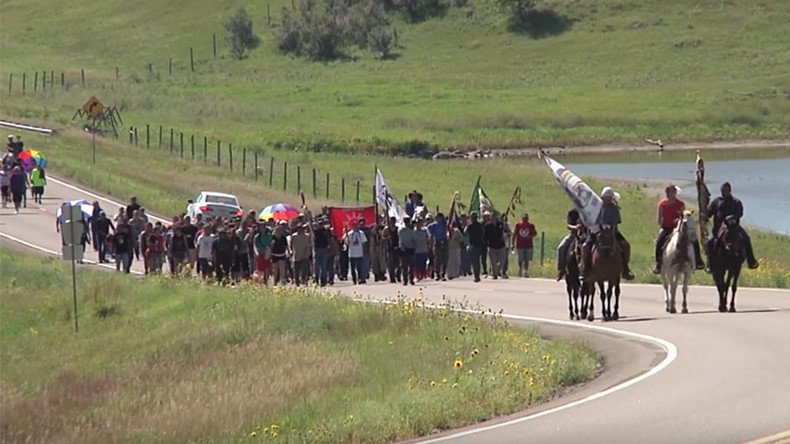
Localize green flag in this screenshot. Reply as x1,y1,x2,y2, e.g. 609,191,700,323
469,177,496,216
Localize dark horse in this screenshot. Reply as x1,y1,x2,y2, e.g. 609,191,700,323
564,236,593,321
710,218,745,313
585,226,622,321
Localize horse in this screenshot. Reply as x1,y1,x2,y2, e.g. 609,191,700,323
709,219,745,313
564,236,591,321
660,213,695,314
586,226,621,321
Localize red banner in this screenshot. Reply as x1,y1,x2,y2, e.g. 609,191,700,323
328,206,376,239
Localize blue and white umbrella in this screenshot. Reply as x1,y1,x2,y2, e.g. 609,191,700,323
56,199,94,222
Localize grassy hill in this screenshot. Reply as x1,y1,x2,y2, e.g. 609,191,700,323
1,0,789,150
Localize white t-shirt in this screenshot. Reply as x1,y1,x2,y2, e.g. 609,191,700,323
346,230,367,259
196,234,216,259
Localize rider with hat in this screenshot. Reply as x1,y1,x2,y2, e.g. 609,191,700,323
582,187,635,280
706,182,758,269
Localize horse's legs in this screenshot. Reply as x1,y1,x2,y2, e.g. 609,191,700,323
566,282,575,320
612,282,620,320
713,271,727,313
599,281,608,321
681,269,690,314
586,282,595,322
668,273,678,314
661,272,670,312
729,269,740,313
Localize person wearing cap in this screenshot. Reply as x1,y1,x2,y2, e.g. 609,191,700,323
146,224,166,274
653,185,703,273
270,224,290,285
0,166,10,208
512,213,537,278
113,218,135,273
464,212,485,282
345,219,368,284
582,187,634,280
706,182,758,269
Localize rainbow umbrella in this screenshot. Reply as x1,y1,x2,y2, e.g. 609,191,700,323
18,149,48,172
258,203,300,221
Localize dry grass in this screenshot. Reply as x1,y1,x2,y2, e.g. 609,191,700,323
2,336,357,443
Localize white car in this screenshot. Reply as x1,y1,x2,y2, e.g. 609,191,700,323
186,191,243,221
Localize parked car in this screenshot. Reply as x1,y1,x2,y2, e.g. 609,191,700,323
186,191,243,221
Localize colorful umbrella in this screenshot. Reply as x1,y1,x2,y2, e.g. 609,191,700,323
258,203,300,221
18,149,48,172
56,199,94,222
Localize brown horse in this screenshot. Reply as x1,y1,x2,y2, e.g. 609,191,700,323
710,220,745,313
585,226,622,321
564,236,593,321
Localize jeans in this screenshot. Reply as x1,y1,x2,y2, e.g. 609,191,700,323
115,252,132,273
460,247,470,275
314,247,331,285
468,246,482,281
338,250,349,280
198,258,213,278
350,257,366,283
433,243,448,278
400,250,415,284
387,249,400,282
97,234,108,262
488,247,507,278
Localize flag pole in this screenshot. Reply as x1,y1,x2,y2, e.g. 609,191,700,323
374,164,379,219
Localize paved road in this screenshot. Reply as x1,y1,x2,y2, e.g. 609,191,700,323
1,176,789,444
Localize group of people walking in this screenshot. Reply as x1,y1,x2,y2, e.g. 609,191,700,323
2,135,46,214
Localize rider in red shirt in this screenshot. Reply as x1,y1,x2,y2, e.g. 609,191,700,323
653,185,704,273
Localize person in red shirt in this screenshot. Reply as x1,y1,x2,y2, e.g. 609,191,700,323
653,185,687,273
512,213,537,278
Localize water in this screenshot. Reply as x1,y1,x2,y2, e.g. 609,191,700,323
564,152,790,235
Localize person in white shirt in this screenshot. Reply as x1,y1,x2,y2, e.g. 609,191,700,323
345,220,368,284
196,227,217,279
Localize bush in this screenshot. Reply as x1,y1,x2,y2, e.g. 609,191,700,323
387,0,447,22
277,0,398,60
226,8,257,59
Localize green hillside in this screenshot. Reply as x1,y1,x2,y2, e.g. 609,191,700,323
1,0,789,150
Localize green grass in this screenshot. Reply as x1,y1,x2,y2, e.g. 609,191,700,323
1,0,789,151
17,129,790,288
0,246,599,443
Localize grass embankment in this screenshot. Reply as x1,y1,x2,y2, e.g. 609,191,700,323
19,130,790,287
0,247,598,443
1,0,789,150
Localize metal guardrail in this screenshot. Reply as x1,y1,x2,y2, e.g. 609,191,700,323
0,119,57,136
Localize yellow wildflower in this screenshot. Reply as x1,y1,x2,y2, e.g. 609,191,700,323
453,357,464,369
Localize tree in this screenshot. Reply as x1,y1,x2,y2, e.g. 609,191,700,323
226,8,256,59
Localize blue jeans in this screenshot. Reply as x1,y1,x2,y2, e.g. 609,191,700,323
557,234,572,272
468,246,482,280
314,247,330,285
350,257,366,283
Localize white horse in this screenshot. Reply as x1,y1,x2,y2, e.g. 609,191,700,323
660,212,696,314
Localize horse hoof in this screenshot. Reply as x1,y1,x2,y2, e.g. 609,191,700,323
665,306,670,313
570,314,575,320
681,307,688,314
718,305,727,313
669,307,677,314
575,315,581,321
587,314,595,322
612,312,619,321
729,306,737,313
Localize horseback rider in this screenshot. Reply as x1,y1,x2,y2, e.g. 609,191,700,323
706,182,758,269
582,187,635,280
652,185,705,273
556,208,587,281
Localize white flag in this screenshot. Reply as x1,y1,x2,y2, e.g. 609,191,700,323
542,154,603,233
375,169,407,223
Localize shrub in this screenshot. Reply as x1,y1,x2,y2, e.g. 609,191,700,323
226,8,257,59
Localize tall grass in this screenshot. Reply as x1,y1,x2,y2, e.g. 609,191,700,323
0,247,598,443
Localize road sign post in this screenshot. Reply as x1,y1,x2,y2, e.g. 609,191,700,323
60,204,83,333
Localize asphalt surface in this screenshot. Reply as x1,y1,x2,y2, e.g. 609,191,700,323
1,176,789,444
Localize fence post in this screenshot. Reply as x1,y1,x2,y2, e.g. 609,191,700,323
269,157,274,187
283,162,288,191
146,124,150,148
22,73,25,95
242,147,246,174
267,3,272,25
190,47,195,72
116,66,119,80
229,143,233,172
33,72,38,92
180,132,184,157
356,180,360,203
540,231,545,266
169,58,173,75
81,68,85,84
213,34,217,57
158,125,163,148
148,63,153,75
170,129,174,153
204,137,208,163
41,71,46,91
312,168,317,198
191,135,195,159
326,173,330,199
61,72,65,87
7,73,11,95
217,140,221,165
129,126,133,144
134,127,138,146
297,166,301,193
341,178,345,203
254,151,259,181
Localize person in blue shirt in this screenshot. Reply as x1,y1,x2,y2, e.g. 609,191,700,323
405,191,425,218
428,213,449,280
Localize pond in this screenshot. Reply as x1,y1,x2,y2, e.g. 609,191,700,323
562,148,790,235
